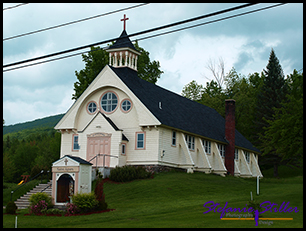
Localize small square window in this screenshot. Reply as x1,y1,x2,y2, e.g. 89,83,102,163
235,148,239,160
218,144,225,158
136,132,145,149
73,135,80,151
172,131,176,146
121,144,126,155
203,140,211,154
185,135,195,150
245,151,250,163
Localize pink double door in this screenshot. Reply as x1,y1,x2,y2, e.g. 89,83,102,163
87,135,111,167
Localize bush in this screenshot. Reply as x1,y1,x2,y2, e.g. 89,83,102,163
29,200,48,215
41,208,66,216
71,192,98,213
109,165,152,182
94,179,108,211
247,200,263,217
6,201,17,214
29,192,53,209
66,202,81,215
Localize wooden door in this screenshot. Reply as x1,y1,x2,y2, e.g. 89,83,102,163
87,135,111,167
57,174,74,203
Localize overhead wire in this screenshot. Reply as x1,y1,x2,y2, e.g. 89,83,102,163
4,3,287,72
3,3,29,11
3,3,149,41
3,3,259,70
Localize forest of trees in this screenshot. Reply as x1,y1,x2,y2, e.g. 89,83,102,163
3,129,61,183
182,49,303,176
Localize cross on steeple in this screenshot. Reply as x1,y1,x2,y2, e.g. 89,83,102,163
120,14,129,30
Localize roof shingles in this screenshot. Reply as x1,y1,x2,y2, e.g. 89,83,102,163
109,65,260,153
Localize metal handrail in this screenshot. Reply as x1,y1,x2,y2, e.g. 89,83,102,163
10,169,49,201
40,182,52,193
89,153,118,168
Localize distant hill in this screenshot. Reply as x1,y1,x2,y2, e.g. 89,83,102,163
3,114,64,136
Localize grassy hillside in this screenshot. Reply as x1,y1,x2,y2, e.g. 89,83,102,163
3,114,64,141
3,114,64,136
3,168,303,228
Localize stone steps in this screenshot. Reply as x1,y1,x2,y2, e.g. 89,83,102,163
14,180,52,209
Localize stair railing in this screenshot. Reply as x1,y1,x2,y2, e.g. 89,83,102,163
88,153,118,168
10,169,50,201
40,181,52,193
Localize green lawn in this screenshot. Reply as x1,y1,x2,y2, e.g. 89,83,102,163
3,168,303,228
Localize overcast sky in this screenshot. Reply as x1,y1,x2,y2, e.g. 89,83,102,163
3,3,303,125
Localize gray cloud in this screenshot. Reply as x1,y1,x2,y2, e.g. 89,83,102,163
3,3,303,125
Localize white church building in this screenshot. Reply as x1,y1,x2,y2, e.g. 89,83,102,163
54,23,262,179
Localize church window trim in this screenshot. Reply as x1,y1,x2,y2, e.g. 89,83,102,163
135,132,146,150
244,151,250,163
72,134,80,151
218,143,225,158
100,91,119,114
185,134,195,151
171,131,176,147
202,139,211,155
234,148,239,160
86,101,97,114
120,98,132,113
121,143,126,155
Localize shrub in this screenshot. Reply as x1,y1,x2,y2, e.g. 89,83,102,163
6,201,17,214
29,200,48,215
65,203,81,216
71,192,98,213
41,208,65,216
247,200,263,217
29,192,53,209
94,179,108,211
109,165,152,182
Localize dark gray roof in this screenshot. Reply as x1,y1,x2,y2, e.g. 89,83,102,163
109,66,260,154
108,30,137,51
63,155,92,165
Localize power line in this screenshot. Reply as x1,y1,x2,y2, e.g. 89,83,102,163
3,3,149,41
3,3,29,11
3,3,258,70
3,3,287,73
137,3,287,42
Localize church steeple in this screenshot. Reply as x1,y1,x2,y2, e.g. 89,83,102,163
106,15,140,71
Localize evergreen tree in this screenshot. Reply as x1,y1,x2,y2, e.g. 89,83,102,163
262,70,303,168
254,49,288,177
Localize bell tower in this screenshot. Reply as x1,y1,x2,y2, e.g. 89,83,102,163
106,15,141,71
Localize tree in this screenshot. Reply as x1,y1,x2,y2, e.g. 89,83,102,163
261,70,303,168
72,42,163,100
72,46,109,100
199,80,226,116
181,80,204,101
205,57,225,89
223,68,260,141
134,41,163,84
254,49,288,177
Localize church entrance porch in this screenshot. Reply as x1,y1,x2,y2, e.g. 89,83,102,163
52,155,92,206
87,133,111,167
56,174,74,203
